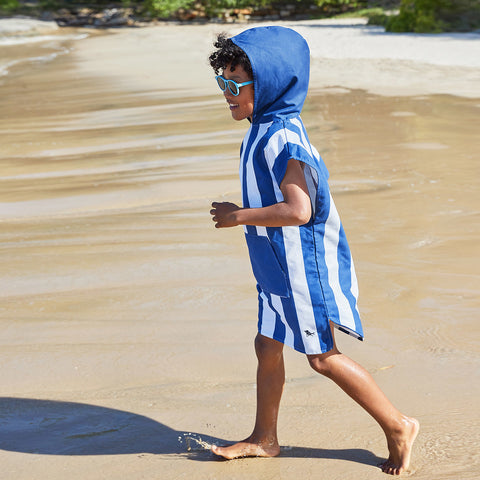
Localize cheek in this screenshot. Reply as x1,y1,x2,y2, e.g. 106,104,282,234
246,91,254,110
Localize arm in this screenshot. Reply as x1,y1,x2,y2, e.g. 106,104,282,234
210,159,312,228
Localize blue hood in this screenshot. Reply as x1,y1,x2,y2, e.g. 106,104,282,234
232,26,310,124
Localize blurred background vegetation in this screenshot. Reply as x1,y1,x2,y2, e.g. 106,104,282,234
371,0,480,32
1,0,479,32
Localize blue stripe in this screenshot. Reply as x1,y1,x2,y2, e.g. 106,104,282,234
299,225,333,352
280,296,305,353
270,297,286,343
242,124,260,236
263,291,286,344
337,226,363,336
313,169,332,223
266,226,291,289
255,137,280,207
270,146,292,187
311,193,341,323
264,226,303,351
257,286,264,332
241,124,260,209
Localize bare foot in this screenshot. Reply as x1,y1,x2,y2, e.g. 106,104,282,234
211,436,280,460
381,416,420,475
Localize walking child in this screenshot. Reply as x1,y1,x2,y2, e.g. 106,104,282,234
208,26,419,475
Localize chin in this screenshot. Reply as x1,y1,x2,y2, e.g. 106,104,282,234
232,111,252,122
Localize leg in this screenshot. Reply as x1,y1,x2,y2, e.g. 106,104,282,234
211,333,284,459
308,327,419,475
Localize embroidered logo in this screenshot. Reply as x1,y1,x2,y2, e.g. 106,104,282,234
304,330,315,337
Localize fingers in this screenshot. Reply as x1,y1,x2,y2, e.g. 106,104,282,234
210,201,238,228
210,205,220,227
210,202,223,224
210,202,222,218
210,201,217,219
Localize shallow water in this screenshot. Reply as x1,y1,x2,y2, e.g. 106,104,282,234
0,27,479,480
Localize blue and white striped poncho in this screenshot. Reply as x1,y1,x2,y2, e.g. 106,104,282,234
232,27,363,354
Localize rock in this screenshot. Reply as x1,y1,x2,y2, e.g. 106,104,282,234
53,7,135,28
0,17,59,35
176,6,206,22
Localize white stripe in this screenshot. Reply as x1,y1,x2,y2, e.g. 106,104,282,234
245,130,264,208
292,118,320,164
259,291,276,339
291,117,315,157
271,294,295,347
350,255,361,316
264,128,309,203
264,128,306,166
264,129,288,201
245,123,271,236
265,123,318,215
323,195,356,330
239,126,253,196
256,226,268,237
243,225,267,236
282,226,321,354
241,129,251,238
311,144,321,161
290,118,319,210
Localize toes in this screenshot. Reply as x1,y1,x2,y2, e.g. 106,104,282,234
211,445,229,458
380,458,391,470
381,462,402,476
380,460,397,475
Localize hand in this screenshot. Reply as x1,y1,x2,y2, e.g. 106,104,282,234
210,201,241,228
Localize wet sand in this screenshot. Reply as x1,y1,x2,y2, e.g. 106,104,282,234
0,19,479,479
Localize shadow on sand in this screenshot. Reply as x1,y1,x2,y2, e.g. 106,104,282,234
0,397,383,467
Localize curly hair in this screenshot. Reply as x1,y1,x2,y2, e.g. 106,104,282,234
209,33,253,78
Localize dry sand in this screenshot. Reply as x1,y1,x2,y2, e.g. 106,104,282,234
0,18,479,480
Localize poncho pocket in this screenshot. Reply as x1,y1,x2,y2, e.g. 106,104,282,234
245,233,290,298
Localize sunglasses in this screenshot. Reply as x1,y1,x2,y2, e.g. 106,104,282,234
216,75,253,96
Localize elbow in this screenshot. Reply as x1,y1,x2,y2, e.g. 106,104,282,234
292,205,311,226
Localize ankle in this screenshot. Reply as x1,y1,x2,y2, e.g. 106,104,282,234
385,415,415,438
249,432,279,446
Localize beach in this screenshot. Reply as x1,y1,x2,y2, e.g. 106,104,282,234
0,17,479,479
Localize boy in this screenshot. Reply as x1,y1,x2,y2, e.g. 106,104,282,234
208,26,419,475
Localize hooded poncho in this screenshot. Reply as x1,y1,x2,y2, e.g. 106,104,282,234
232,26,363,354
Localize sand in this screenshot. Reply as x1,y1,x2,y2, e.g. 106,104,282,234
0,17,479,480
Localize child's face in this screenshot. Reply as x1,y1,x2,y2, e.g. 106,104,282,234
222,63,254,122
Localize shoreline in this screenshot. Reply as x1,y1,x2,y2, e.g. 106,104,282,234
72,18,480,99
2,17,480,99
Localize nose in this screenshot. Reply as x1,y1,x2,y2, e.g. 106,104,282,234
223,89,234,100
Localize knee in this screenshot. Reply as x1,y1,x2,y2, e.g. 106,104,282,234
308,356,330,376
254,334,283,362
307,350,338,377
